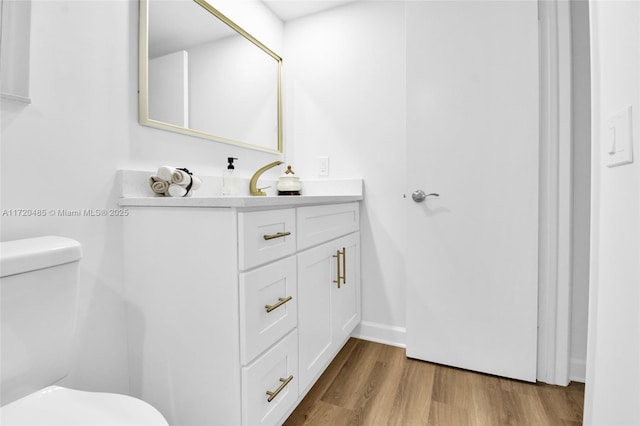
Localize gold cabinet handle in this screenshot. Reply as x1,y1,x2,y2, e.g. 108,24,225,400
263,231,291,240
266,375,293,402
333,249,341,288
265,296,293,313
342,247,346,285
333,248,344,289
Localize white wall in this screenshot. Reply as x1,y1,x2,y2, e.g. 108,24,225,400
284,1,408,344
1,0,132,394
0,0,283,396
585,1,640,424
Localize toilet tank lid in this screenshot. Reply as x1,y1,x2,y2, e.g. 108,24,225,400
0,236,82,278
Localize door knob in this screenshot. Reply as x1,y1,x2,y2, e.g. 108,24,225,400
412,190,439,203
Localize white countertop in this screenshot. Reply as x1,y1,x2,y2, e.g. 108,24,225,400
119,194,363,208
117,170,363,208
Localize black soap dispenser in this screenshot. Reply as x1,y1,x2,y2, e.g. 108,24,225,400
222,157,239,195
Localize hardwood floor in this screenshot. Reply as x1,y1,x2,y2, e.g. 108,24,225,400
284,338,585,426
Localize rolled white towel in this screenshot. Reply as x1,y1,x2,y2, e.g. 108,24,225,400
157,165,176,182
149,176,170,195
190,175,202,192
171,169,192,186
167,183,187,197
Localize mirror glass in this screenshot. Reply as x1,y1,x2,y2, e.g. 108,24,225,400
139,0,283,153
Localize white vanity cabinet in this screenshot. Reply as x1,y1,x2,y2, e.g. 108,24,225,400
123,201,360,426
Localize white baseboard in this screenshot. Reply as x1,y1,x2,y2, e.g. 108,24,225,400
569,357,586,383
351,321,406,348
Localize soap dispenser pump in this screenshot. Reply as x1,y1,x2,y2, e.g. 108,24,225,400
222,157,240,195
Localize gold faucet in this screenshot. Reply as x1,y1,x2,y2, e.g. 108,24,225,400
250,160,283,196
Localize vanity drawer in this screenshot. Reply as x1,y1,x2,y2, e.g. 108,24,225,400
297,203,360,250
239,256,297,365
239,209,296,270
241,330,298,426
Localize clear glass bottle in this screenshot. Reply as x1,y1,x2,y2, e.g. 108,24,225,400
222,157,239,195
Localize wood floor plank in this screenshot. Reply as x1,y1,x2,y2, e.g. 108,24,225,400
536,383,585,423
284,339,358,425
386,357,436,426
344,360,390,424
431,364,476,412
356,344,408,425
468,372,504,426
285,338,585,426
499,388,551,425
320,340,384,410
499,376,540,396
295,400,354,426
427,400,470,426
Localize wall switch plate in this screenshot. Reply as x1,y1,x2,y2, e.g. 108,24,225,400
318,156,329,176
606,106,633,167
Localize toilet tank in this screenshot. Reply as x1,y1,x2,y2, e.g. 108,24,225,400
0,236,82,406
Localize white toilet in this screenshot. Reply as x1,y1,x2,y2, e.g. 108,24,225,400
0,236,169,425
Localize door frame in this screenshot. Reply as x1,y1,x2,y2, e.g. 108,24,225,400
537,0,573,386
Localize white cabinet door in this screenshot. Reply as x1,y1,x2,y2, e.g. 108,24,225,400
297,232,361,392
331,232,360,343
297,241,335,392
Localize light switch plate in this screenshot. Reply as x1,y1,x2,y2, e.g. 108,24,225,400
606,106,633,167
318,156,329,176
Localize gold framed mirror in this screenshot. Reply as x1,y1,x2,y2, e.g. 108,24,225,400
139,0,283,153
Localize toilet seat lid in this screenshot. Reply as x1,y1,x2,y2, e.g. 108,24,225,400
0,386,169,426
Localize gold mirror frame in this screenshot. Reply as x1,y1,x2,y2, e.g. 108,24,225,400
139,0,283,153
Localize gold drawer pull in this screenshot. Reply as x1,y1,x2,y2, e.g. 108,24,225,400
333,248,345,288
265,296,293,313
266,375,293,402
263,231,291,240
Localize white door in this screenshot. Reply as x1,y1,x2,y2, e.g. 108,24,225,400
405,1,540,382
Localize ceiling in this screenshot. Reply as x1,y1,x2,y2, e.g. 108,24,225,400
261,0,359,21
147,0,359,59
